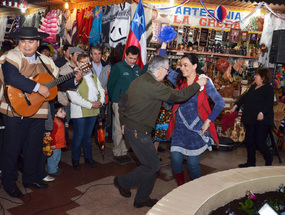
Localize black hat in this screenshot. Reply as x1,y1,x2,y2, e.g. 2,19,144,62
6,27,49,40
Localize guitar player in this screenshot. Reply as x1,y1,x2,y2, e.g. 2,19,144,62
0,27,83,198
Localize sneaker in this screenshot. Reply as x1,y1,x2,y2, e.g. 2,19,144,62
42,175,55,182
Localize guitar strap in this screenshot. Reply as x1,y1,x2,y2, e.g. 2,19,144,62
39,57,56,80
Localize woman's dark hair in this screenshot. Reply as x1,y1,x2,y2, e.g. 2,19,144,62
176,54,199,88
255,68,271,84
107,43,125,66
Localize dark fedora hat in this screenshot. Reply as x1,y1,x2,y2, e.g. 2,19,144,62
6,27,49,40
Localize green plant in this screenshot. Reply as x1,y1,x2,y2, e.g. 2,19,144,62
239,190,256,215
239,198,254,215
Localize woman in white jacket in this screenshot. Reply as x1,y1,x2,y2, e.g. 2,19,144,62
67,53,105,170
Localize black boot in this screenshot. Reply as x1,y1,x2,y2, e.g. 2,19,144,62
72,160,81,170
238,162,255,168
84,158,96,168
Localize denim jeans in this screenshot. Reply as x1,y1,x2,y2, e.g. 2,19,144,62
47,149,62,174
72,116,97,160
171,151,201,179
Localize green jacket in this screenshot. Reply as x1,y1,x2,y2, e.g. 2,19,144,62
119,72,201,133
107,60,141,103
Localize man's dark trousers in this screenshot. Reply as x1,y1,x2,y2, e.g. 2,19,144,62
117,126,160,202
1,115,45,190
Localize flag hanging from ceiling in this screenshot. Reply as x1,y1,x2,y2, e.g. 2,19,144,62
122,0,146,69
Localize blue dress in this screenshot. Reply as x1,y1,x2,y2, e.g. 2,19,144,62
171,80,225,156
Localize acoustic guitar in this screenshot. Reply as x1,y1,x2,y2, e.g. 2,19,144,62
5,62,92,117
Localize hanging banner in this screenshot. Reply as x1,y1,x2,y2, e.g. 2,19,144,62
151,4,264,32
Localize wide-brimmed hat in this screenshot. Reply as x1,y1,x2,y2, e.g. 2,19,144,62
6,27,49,40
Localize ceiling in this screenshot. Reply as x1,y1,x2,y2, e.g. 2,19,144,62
0,0,284,15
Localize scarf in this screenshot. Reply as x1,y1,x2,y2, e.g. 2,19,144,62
167,74,219,146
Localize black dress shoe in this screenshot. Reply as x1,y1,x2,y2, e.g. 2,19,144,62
5,187,24,198
121,155,131,163
238,163,256,168
114,177,131,198
157,146,166,153
23,182,48,189
72,160,81,170
85,158,96,168
134,198,158,208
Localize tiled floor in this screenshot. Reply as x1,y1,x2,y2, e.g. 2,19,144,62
0,133,284,215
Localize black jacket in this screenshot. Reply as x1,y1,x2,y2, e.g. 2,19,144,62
236,83,274,126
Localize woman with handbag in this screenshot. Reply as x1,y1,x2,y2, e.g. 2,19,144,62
167,54,225,186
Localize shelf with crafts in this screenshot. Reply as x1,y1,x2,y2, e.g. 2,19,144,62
148,25,261,60
146,47,259,59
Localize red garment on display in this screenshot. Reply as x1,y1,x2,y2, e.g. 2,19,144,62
220,111,238,132
74,9,85,43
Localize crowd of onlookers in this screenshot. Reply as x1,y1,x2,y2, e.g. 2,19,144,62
0,28,275,210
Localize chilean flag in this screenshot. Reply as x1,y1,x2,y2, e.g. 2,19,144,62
122,0,146,69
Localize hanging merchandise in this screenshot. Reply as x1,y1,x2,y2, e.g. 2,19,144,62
57,9,64,38
200,0,285,24
101,5,112,45
109,2,131,48
63,8,77,45
133,0,190,10
73,8,85,44
216,57,229,72
89,6,102,46
39,10,58,44
0,16,7,48
21,13,35,27
76,7,94,45
274,66,285,89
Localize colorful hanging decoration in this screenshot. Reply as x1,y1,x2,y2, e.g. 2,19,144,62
200,0,285,23
157,25,177,43
214,5,227,22
0,0,27,10
133,0,190,10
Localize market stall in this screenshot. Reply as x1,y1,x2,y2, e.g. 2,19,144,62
0,0,284,145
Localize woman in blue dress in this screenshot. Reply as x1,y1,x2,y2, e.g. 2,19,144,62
167,54,225,186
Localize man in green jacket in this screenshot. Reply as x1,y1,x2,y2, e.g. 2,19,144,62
107,46,141,163
113,55,207,208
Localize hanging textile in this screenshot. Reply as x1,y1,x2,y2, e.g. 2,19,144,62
258,13,285,67
73,8,85,44
102,5,112,45
63,8,77,45
39,10,58,44
21,14,35,27
80,6,94,45
0,16,7,49
89,6,102,46
109,2,131,48
57,9,63,38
